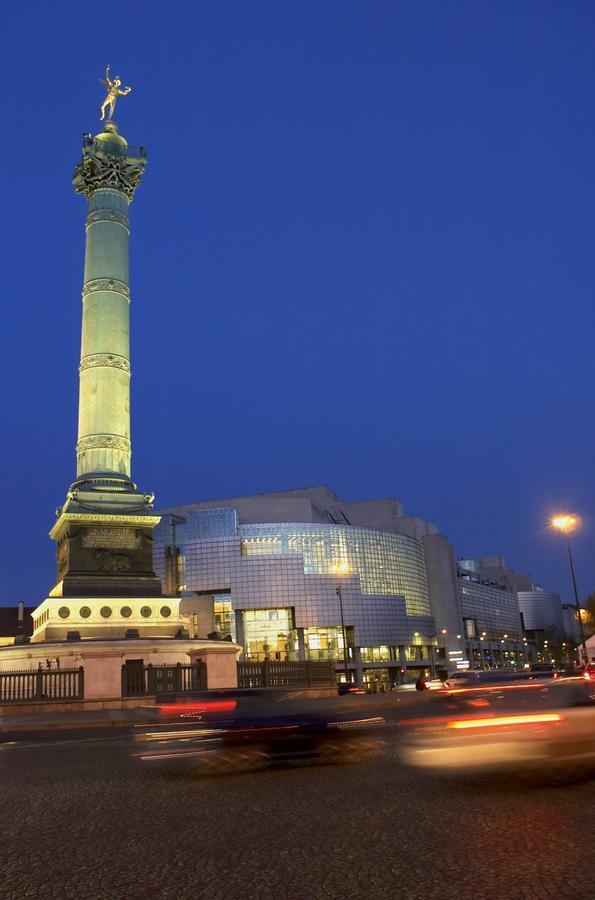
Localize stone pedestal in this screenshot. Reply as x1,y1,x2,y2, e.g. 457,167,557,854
50,513,162,598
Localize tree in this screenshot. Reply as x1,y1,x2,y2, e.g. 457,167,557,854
582,592,595,639
535,627,577,667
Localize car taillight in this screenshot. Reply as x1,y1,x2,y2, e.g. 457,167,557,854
584,671,592,681
446,713,562,730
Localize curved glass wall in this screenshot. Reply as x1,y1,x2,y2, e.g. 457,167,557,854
240,523,430,616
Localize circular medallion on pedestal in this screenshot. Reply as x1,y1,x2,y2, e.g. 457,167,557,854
58,607,70,619
80,607,91,618
160,606,172,618
140,606,152,618
120,606,132,618
100,606,112,618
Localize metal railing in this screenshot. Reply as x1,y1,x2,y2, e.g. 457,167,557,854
82,134,147,160
0,667,84,703
121,662,207,697
237,660,336,689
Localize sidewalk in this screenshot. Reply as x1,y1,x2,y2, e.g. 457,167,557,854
1,689,433,732
0,706,158,732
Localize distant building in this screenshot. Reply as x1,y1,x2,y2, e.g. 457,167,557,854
517,590,564,634
457,557,527,668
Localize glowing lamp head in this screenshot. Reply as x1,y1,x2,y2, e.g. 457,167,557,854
550,514,580,534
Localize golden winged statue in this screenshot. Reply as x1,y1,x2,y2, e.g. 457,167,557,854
99,65,132,121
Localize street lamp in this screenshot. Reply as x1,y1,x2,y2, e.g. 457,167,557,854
335,584,350,684
330,561,351,684
550,513,588,667
412,630,437,678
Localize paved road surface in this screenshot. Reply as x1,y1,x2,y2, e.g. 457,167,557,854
1,722,595,900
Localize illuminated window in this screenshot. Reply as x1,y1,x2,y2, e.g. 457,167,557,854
214,596,235,639
360,646,394,662
304,627,343,660
242,608,296,662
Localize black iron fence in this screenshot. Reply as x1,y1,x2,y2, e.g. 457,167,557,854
0,667,84,703
121,662,207,698
237,660,336,689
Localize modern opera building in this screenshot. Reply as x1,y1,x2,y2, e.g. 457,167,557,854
155,486,533,688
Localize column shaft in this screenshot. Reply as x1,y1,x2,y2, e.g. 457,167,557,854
76,188,132,479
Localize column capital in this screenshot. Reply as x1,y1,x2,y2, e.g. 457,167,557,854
73,133,147,201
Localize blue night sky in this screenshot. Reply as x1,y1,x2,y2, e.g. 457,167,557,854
1,1,594,605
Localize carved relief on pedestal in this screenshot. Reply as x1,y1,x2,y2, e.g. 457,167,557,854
80,354,131,374
95,550,134,573
82,278,130,301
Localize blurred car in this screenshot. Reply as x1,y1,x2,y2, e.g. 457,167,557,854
399,678,595,776
444,669,531,689
135,691,385,773
399,677,446,691
528,662,560,679
583,664,595,682
338,683,366,695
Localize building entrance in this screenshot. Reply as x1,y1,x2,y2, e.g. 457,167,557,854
362,667,395,692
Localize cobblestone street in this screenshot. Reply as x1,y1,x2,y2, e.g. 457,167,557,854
1,729,595,900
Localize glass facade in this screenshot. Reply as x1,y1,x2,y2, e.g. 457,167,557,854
459,579,521,641
240,523,429,616
154,509,437,668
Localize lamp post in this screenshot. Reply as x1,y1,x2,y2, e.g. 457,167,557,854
551,514,588,667
330,561,351,684
335,584,350,684
414,631,437,678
